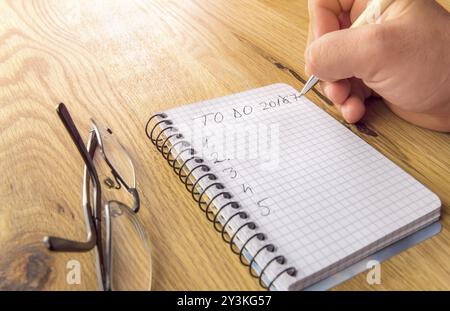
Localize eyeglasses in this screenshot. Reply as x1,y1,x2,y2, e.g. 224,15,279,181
43,103,152,290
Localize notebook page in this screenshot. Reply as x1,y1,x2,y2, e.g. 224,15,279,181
157,83,441,290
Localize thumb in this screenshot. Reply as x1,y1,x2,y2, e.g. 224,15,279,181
306,25,387,82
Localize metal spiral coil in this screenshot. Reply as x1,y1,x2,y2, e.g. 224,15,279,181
146,113,297,290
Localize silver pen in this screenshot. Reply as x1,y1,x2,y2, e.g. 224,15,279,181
299,75,320,97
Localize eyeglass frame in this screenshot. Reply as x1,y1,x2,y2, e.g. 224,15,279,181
43,103,140,291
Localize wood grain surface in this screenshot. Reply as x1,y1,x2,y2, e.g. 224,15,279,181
0,0,449,291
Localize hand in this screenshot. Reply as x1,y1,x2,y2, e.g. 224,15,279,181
305,0,450,132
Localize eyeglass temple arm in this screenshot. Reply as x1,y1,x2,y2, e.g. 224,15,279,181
44,103,102,252
44,132,97,252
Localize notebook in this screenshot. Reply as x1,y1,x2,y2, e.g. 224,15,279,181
145,83,441,290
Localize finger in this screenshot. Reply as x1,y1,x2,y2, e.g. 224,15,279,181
340,79,368,123
351,78,373,98
305,0,368,74
349,0,371,23
306,24,387,82
308,0,341,39
341,95,366,123
320,80,351,106
308,0,370,39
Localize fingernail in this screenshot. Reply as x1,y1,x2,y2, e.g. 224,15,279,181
341,104,354,123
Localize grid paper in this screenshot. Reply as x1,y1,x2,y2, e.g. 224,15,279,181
155,83,441,290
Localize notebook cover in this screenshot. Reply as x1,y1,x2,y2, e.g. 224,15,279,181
304,221,442,290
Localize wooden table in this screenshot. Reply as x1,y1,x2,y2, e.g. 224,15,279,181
0,0,449,291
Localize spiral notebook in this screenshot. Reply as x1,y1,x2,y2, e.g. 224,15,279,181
146,83,441,290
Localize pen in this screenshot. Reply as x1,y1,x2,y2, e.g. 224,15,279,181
300,0,396,97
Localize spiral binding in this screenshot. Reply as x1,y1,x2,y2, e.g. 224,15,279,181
146,113,297,290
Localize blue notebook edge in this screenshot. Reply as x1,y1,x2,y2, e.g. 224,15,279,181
304,220,442,291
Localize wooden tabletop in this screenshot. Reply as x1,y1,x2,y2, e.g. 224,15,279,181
0,0,449,291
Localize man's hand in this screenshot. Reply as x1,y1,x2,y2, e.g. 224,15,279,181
305,0,450,132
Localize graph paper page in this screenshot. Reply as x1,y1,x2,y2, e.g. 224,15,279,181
158,83,441,290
